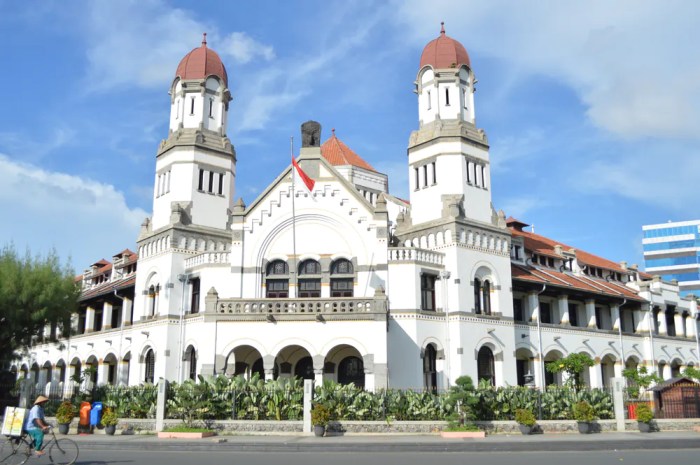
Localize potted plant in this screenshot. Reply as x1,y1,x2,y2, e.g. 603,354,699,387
514,408,536,435
56,401,75,435
311,404,330,437
572,400,596,434
635,402,654,433
101,407,119,435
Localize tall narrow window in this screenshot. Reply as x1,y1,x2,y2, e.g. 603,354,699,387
423,344,437,392
431,162,436,185
482,280,491,315
427,90,432,110
190,97,195,115
209,98,213,118
445,88,450,106
218,173,224,195
144,349,155,384
414,167,420,190
166,170,171,193
190,278,200,314
176,99,180,119
474,278,482,314
420,274,436,311
463,89,468,109
422,165,428,188
540,301,551,324
198,169,204,191
481,165,487,188
186,346,197,380
513,298,524,322
208,171,214,193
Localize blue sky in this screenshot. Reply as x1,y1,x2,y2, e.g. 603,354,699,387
1,0,699,273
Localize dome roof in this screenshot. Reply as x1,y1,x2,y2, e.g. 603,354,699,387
175,33,228,86
419,23,471,70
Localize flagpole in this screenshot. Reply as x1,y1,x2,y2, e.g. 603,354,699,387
290,137,298,299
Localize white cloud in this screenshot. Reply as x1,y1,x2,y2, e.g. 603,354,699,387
0,154,147,269
392,0,700,140
579,146,700,211
220,32,275,64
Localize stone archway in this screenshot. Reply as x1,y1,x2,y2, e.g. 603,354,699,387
325,344,365,388
224,345,264,380
274,345,313,380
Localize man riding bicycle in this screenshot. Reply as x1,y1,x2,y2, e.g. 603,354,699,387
23,396,50,457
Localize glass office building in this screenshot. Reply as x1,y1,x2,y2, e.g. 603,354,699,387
643,220,700,296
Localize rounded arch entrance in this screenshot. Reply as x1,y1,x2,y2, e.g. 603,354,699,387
224,345,264,380
324,344,364,388
544,349,564,386
600,354,617,388
104,353,118,385
274,345,313,380
515,347,535,386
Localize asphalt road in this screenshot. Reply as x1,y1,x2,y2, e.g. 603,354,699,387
34,448,700,465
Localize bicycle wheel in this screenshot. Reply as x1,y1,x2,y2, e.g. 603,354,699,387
1,437,32,465
48,438,78,465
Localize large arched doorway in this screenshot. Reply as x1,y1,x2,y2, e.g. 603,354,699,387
224,345,264,379
104,353,118,385
544,350,564,386
324,344,365,388
274,345,312,380
184,345,197,381
143,349,155,384
477,346,495,386
600,355,616,389
515,348,535,386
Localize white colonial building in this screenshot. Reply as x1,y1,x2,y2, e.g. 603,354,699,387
12,28,700,394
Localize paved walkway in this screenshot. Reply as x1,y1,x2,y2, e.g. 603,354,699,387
58,431,700,452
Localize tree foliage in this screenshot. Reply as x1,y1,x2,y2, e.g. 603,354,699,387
622,365,661,399
0,245,80,364
546,352,595,390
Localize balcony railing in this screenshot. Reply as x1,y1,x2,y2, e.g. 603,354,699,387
388,247,444,265
184,252,231,269
213,296,387,320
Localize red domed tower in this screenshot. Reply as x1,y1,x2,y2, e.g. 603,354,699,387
148,34,236,232
405,23,493,227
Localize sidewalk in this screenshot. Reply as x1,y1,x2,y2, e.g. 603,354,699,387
60,431,700,453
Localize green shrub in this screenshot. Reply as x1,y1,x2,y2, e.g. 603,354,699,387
311,404,330,426
56,401,75,424
635,403,654,423
572,400,596,422
514,408,536,427
101,407,119,426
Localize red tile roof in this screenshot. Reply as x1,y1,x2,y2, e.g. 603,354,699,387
320,130,376,172
511,264,645,302
175,34,228,86
419,22,471,70
80,276,136,302
510,227,627,273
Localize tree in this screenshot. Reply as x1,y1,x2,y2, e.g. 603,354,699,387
0,246,80,365
682,366,700,382
546,352,595,390
622,365,661,399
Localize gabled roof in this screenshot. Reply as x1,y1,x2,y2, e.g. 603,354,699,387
320,131,376,172
649,377,699,391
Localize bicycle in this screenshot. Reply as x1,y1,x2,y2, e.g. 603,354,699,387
0,426,78,465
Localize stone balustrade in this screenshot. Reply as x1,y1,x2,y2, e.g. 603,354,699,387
388,247,444,265
184,252,231,269
214,296,387,320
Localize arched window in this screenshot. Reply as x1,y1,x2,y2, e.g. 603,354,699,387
298,259,321,298
338,356,364,388
144,349,155,384
423,344,437,392
148,285,159,317
477,346,495,386
331,259,354,297
294,357,314,380
482,280,491,315
265,260,289,298
186,346,197,381
474,278,482,314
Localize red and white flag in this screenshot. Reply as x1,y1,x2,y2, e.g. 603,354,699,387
291,156,315,192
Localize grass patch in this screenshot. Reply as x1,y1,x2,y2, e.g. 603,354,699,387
163,426,212,433
445,423,481,432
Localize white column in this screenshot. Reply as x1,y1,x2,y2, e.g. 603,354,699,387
611,304,621,331
674,312,685,337
585,299,597,329
589,362,602,388
686,314,696,339
85,306,95,333
558,295,570,325
122,297,133,325
103,302,113,330
97,361,109,386
657,307,668,335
